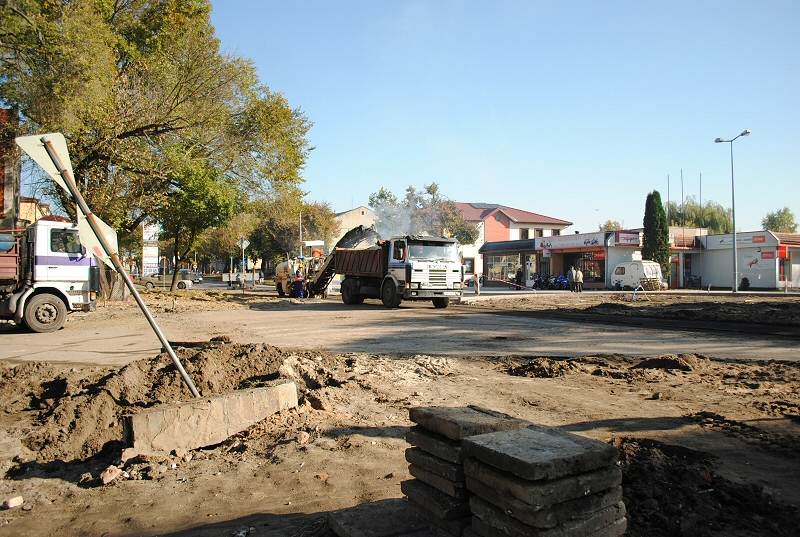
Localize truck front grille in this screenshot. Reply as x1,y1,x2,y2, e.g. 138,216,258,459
428,269,447,287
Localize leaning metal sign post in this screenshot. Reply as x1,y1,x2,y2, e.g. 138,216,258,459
16,133,201,398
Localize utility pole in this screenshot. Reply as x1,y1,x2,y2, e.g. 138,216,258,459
680,168,685,227
666,174,670,225
699,172,703,228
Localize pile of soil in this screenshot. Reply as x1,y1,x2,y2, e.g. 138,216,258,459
1,343,344,463
632,354,706,372
616,437,798,537
506,357,583,378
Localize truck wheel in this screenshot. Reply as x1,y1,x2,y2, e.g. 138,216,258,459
277,282,286,297
432,297,450,309
145,282,155,290
177,281,187,290
381,279,401,308
342,277,360,305
24,293,67,333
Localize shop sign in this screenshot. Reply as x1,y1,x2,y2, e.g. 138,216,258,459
614,231,641,246
752,235,766,243
542,249,551,258
536,232,605,250
761,250,776,260
594,251,606,260
706,233,777,250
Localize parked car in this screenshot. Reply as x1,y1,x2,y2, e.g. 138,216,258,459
137,272,193,290
179,269,203,283
610,260,667,290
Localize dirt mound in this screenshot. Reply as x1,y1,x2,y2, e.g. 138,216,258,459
632,354,706,372
16,343,342,463
507,357,581,378
616,437,797,537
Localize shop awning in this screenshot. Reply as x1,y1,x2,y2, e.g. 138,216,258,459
478,239,537,254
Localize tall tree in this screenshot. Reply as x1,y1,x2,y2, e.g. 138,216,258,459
157,150,236,291
599,220,622,231
642,191,670,275
762,207,798,233
0,0,310,240
666,197,732,234
368,183,478,244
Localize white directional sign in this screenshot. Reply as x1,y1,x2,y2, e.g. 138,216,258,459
238,238,250,249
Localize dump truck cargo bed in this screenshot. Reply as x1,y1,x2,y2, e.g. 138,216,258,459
333,245,388,278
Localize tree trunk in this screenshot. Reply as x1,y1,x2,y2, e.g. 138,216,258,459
170,233,182,292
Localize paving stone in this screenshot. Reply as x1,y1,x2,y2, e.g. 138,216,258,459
462,528,482,537
409,464,468,499
588,517,627,537
406,501,471,537
406,426,463,464
328,498,429,537
405,448,465,482
462,426,619,481
401,479,470,520
470,496,626,537
464,458,622,509
409,406,528,441
466,476,622,528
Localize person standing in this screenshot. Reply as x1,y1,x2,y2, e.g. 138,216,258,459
575,267,584,293
568,266,576,292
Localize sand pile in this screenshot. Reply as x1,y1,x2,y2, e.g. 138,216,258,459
3,343,342,463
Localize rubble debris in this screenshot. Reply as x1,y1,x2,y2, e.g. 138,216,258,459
2,496,23,509
100,465,123,485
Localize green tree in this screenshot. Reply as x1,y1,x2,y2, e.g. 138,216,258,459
642,191,670,275
599,220,622,231
157,150,237,291
368,183,478,244
666,198,732,234
1,0,310,240
762,207,798,233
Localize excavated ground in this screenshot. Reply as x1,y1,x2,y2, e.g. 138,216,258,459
0,345,798,537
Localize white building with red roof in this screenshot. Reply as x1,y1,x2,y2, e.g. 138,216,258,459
455,202,571,280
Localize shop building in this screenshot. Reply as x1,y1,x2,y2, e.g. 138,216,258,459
688,231,800,290
455,202,571,280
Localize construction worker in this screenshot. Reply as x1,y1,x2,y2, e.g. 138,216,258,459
291,269,306,298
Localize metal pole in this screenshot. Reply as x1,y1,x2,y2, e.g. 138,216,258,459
730,141,738,293
699,172,703,228
41,138,201,398
241,243,246,294
666,174,670,225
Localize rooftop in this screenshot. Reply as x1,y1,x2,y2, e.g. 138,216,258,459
455,202,571,226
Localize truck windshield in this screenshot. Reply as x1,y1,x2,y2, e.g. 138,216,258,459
407,241,458,261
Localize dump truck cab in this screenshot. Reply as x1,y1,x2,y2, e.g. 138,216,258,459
0,219,99,332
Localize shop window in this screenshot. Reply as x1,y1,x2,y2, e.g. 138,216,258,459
463,257,475,274
520,229,529,240
614,266,625,275
552,229,561,236
486,254,521,284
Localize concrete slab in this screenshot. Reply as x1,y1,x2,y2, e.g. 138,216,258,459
467,477,622,528
470,496,626,537
463,458,622,508
406,448,465,481
123,380,297,453
401,479,470,520
462,426,618,481
328,498,430,537
409,464,468,499
409,406,528,441
406,427,463,464
406,501,471,537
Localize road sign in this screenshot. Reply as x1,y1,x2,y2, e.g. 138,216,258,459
303,240,324,247
238,238,250,250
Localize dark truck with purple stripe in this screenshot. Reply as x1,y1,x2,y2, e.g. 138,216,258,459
1,218,99,332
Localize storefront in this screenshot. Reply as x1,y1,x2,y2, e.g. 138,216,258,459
477,239,537,287
536,232,635,289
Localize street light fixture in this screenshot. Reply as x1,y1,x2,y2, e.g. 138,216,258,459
714,129,751,292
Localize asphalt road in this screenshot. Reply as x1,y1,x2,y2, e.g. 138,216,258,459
0,299,797,366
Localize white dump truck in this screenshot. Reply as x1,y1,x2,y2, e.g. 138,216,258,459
0,218,99,332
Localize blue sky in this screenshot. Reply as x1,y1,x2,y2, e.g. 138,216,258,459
211,1,799,233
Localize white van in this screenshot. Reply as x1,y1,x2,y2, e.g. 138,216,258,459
611,260,665,290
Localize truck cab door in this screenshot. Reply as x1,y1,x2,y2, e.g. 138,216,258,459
389,240,407,282
41,227,91,282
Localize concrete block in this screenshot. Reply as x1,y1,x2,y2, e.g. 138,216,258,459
590,517,627,537
467,476,622,528
409,464,468,499
406,500,471,537
401,479,470,520
328,498,429,537
406,427,463,463
405,448,465,482
470,496,626,537
123,381,297,452
462,426,618,481
409,406,528,441
464,457,622,509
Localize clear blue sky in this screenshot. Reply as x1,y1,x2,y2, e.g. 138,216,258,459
211,1,799,233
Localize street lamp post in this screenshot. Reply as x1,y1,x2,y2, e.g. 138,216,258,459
714,129,750,292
